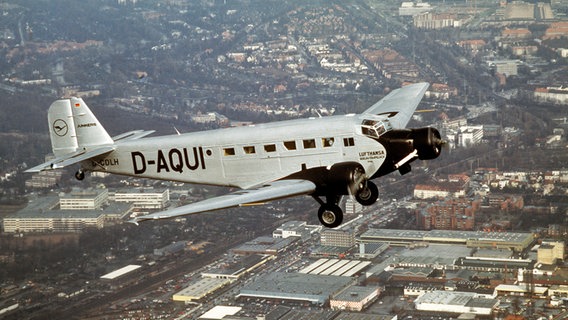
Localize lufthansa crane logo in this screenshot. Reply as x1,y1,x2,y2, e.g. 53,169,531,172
53,119,69,137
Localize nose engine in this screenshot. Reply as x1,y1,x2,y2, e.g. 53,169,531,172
412,127,443,160
375,126,444,177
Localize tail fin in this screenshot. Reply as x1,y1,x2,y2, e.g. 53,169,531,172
48,98,113,156
69,97,113,148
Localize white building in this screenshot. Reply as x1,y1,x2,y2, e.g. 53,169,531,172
330,285,380,311
414,291,498,315
457,125,484,147
59,188,109,210
272,221,320,239
399,2,432,16
109,188,169,210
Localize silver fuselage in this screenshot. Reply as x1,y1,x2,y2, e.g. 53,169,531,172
85,114,388,189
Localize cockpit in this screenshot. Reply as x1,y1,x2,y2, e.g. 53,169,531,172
361,118,392,139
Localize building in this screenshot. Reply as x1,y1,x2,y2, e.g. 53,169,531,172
173,278,232,303
299,259,371,277
414,12,459,29
360,229,535,252
538,241,565,265
154,241,187,257
414,291,499,315
59,188,109,210
494,284,548,298
399,2,432,16
321,229,355,247
190,112,229,126
272,220,320,239
109,188,169,210
3,202,132,233
100,264,143,289
488,60,518,77
330,285,380,311
356,242,389,260
345,198,362,215
237,272,354,305
414,182,466,199
201,255,273,280
231,236,298,255
416,198,479,230
549,285,568,298
457,125,484,147
25,170,63,188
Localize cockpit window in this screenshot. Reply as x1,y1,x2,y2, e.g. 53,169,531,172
361,119,390,138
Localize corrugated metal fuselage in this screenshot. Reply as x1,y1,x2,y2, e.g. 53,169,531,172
85,114,388,189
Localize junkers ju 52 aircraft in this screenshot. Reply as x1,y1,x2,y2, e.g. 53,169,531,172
26,82,444,228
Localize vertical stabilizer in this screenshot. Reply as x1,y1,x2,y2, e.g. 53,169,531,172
69,97,114,148
48,100,79,157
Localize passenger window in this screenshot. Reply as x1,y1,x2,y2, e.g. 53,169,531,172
264,144,276,152
224,147,235,156
343,137,355,147
303,139,316,149
284,141,297,150
243,146,255,154
322,137,334,147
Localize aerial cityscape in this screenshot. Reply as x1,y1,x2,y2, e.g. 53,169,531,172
0,0,567,319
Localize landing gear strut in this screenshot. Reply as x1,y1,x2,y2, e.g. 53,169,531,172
75,170,85,181
314,195,343,228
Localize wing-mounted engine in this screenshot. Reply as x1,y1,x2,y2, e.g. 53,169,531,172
374,127,443,177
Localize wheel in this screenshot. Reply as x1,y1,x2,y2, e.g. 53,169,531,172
75,170,85,181
317,204,343,228
355,181,378,206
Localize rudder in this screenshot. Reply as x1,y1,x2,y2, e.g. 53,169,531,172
48,99,79,157
69,97,114,148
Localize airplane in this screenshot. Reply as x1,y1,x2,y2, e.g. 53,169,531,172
26,82,444,228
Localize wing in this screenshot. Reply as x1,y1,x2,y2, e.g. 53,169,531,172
129,179,317,224
363,82,429,129
25,146,115,172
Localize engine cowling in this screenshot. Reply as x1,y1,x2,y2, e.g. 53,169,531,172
380,127,443,161
412,127,443,160
326,162,365,195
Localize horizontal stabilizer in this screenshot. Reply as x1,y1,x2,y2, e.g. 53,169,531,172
25,146,115,173
130,179,316,224
112,130,155,142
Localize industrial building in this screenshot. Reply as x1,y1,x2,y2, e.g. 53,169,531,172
414,291,499,315
455,256,534,272
201,254,274,280
272,220,320,239
356,242,389,260
237,272,354,305
299,259,371,277
100,264,143,290
173,278,232,303
330,285,380,311
231,236,298,255
494,284,548,298
360,228,535,251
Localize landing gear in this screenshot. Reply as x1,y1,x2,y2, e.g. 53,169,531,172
75,170,85,181
317,204,343,228
313,195,343,228
355,181,379,206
